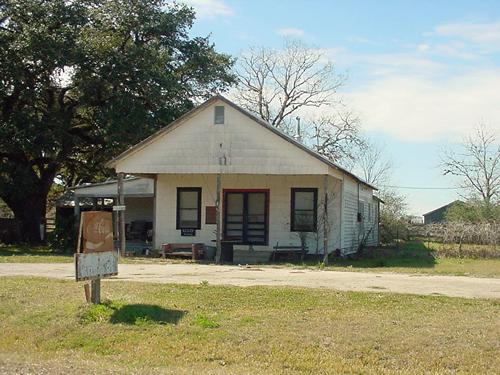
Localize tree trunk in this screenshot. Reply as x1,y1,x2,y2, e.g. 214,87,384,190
2,169,54,245
8,194,47,244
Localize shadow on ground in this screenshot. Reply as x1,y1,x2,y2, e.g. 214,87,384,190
82,301,186,325
110,304,185,325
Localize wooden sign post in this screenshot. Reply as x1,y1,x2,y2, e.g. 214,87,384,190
75,211,117,304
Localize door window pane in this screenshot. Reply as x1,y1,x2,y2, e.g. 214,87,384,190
248,193,265,223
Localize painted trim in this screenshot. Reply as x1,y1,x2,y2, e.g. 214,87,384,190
153,175,157,249
339,176,344,251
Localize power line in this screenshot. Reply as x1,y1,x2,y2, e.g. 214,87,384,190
380,185,461,190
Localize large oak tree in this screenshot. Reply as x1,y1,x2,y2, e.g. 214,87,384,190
0,0,235,243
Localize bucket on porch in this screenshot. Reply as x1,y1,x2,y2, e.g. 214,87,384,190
204,246,216,261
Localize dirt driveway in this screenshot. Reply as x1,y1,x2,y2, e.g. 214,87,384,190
1,263,499,299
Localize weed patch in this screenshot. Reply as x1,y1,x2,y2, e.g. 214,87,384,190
195,314,220,328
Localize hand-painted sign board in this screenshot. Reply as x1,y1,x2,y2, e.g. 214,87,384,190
75,251,118,281
80,211,114,253
75,211,117,282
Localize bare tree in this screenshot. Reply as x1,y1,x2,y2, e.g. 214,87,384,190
356,140,392,186
235,40,365,168
352,140,409,243
235,40,344,128
441,124,500,206
310,111,365,169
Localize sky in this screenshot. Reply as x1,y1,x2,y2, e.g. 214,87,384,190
181,0,500,215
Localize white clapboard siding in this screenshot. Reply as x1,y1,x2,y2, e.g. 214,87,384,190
154,174,342,253
340,177,379,254
106,96,380,253
114,98,331,176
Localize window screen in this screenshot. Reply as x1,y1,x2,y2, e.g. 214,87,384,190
291,188,318,232
358,201,365,222
214,106,225,124
176,188,201,229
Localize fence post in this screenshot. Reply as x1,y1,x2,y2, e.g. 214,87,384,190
396,226,399,249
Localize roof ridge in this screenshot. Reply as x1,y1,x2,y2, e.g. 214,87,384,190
106,94,377,190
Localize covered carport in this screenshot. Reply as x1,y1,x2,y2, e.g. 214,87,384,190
72,177,155,254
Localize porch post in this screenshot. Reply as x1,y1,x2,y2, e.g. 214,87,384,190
215,172,222,264
74,195,80,233
117,173,126,257
113,197,119,242
323,174,329,265
152,175,157,249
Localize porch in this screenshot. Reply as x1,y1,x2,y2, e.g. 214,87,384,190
148,173,344,264
71,177,155,254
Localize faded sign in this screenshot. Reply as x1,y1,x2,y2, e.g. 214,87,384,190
81,211,113,253
75,251,118,281
75,211,117,282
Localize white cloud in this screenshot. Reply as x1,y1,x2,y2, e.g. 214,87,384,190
345,70,500,141
355,53,443,76
435,21,500,44
181,0,233,19
326,49,445,77
417,43,430,52
428,41,478,60
277,28,305,37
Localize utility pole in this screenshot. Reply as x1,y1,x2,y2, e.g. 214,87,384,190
323,175,329,265
215,143,224,264
117,172,126,257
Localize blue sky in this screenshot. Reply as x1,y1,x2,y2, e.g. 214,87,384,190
182,0,500,215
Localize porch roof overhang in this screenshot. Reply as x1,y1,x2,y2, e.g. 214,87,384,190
71,177,154,198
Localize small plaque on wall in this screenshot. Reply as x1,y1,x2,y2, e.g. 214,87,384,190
205,206,216,224
181,228,196,236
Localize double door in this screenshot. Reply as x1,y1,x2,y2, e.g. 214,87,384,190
224,190,268,245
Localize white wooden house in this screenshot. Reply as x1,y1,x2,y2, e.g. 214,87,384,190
106,96,380,260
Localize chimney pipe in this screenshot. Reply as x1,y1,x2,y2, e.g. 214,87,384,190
296,116,302,143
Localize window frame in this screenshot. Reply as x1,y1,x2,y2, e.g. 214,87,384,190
176,187,202,230
214,105,225,124
223,189,269,245
290,188,318,232
358,200,365,222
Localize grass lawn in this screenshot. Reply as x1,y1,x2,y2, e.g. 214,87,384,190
0,244,72,263
0,277,499,374
1,242,499,278
0,244,170,265
299,240,500,278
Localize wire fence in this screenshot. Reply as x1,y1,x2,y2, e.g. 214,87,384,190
380,221,499,259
